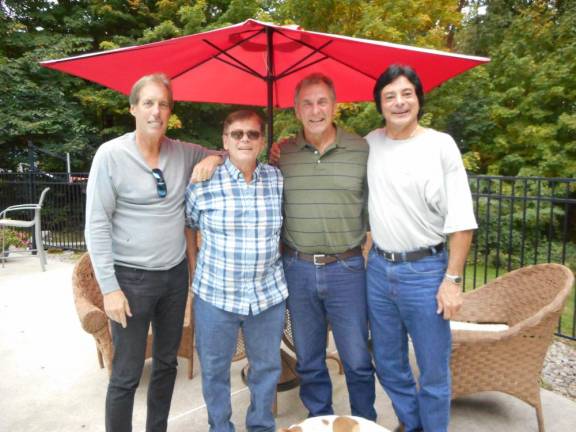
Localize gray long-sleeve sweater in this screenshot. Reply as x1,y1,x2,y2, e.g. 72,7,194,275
85,132,211,294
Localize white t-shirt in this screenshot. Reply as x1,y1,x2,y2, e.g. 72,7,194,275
366,127,477,252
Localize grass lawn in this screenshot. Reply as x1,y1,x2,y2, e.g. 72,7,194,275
463,263,575,339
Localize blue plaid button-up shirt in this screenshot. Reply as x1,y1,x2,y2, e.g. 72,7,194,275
185,158,287,315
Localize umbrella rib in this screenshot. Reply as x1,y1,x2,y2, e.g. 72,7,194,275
276,40,333,79
202,39,266,80
276,56,331,80
214,56,265,80
171,30,265,81
276,28,378,81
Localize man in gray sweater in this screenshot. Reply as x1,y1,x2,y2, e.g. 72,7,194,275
85,73,222,432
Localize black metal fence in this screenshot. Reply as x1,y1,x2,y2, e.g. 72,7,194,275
1,172,575,339
0,172,88,250
465,176,575,340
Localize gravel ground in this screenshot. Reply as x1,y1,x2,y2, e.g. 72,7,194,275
48,252,576,401
543,339,576,401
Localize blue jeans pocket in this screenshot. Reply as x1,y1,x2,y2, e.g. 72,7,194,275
282,254,297,271
405,253,447,275
337,255,365,273
115,265,146,285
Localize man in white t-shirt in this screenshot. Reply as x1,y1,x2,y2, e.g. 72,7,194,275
365,64,477,432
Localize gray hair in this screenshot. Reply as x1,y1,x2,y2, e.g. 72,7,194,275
294,73,336,105
129,73,173,109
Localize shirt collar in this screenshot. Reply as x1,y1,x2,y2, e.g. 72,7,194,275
224,157,262,181
294,124,346,152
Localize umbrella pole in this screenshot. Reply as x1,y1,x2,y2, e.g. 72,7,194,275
266,27,274,155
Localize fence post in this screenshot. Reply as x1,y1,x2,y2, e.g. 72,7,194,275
27,140,38,255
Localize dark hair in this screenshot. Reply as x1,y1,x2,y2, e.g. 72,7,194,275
223,110,265,134
373,64,424,119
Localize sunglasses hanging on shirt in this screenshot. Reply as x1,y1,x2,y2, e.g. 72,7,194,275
151,168,167,198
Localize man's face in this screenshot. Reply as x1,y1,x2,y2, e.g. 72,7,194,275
379,75,420,132
223,117,265,167
130,82,171,139
295,82,337,138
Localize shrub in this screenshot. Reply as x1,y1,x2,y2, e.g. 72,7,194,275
0,228,31,252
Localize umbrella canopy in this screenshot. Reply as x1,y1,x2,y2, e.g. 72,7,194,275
41,19,489,145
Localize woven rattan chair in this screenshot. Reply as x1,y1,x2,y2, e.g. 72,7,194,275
71,253,196,379
451,263,574,432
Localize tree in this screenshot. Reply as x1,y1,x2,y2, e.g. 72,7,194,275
274,0,467,139
426,0,576,177
3,0,573,177
0,1,232,171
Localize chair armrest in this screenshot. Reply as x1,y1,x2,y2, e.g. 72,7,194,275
0,205,40,218
74,296,109,334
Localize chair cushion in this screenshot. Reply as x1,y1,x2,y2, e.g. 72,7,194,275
450,321,509,332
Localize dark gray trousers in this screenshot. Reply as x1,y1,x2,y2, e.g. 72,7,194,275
106,259,188,432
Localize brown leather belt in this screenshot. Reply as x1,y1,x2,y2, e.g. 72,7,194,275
283,244,363,266
373,242,445,263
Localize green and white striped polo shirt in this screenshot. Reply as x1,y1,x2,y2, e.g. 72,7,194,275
279,126,369,254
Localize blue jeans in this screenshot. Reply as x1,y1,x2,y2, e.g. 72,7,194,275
107,259,189,432
283,254,376,420
367,248,451,432
194,297,286,432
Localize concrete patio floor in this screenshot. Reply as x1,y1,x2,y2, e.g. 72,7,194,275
1,255,575,432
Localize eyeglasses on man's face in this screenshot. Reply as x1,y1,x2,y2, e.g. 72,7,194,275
227,129,262,141
151,168,167,198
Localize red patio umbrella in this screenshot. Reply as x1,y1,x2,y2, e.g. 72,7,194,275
41,19,489,147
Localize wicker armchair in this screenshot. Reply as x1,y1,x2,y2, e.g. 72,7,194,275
71,253,196,379
451,263,574,432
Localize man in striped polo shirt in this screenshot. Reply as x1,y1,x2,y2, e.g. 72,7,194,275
277,73,376,420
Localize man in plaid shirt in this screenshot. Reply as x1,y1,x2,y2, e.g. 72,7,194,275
185,110,287,432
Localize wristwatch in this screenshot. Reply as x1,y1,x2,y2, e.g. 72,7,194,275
445,273,463,284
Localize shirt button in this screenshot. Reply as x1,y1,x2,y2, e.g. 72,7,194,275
314,150,318,155
317,160,321,164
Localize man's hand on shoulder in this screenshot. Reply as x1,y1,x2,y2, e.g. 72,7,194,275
103,290,132,328
269,136,292,166
190,154,224,183
269,141,281,166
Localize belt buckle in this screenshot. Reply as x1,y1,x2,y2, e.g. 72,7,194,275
313,254,326,266
384,252,396,262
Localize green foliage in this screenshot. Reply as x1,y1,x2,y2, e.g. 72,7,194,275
179,1,208,34
426,0,576,178
470,177,576,272
0,227,30,251
1,0,575,178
